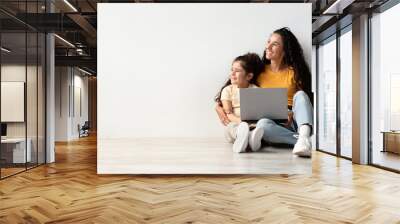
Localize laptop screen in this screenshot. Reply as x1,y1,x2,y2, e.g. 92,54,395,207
240,88,288,121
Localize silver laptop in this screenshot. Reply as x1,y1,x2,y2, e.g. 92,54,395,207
240,88,288,121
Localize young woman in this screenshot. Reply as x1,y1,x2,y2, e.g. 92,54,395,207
216,28,314,157
215,53,264,153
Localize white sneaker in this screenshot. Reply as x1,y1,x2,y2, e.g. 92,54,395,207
233,122,249,153
292,137,312,157
248,127,264,152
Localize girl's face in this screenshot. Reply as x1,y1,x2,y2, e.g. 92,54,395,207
230,61,252,87
265,33,284,61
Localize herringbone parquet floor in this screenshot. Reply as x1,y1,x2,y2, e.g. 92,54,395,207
1,135,400,224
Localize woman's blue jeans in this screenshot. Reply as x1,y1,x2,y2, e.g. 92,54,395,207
256,91,313,145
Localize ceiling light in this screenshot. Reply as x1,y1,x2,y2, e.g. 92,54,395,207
78,67,93,76
63,0,78,12
1,47,11,53
54,34,75,48
323,0,354,15
76,48,85,55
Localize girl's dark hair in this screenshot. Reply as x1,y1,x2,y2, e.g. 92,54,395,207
214,53,264,102
262,27,313,103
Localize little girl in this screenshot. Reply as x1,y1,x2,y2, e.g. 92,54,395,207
215,53,265,153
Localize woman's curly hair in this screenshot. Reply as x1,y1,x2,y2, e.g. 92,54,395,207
262,27,313,103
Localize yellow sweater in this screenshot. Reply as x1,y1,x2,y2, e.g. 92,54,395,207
257,65,297,107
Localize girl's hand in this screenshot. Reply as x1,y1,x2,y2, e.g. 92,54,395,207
215,103,229,126
285,111,294,128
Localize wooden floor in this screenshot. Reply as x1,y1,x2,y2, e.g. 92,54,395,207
98,138,311,174
372,150,400,171
0,167,26,178
1,135,400,223
1,163,44,178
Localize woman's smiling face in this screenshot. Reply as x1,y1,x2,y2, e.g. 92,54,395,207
265,33,284,61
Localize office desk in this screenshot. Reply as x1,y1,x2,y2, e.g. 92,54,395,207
381,131,400,154
1,138,32,163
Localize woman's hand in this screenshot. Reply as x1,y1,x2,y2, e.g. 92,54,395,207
215,103,229,126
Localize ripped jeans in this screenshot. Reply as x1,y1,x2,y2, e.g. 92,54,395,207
256,91,313,145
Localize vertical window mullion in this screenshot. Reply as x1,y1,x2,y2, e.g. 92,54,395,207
336,28,341,157
316,45,320,151
25,0,28,171
367,11,373,165
36,0,39,167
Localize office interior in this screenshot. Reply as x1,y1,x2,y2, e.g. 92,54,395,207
0,0,400,222
0,0,98,179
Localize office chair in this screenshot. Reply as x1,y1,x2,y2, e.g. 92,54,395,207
79,121,90,138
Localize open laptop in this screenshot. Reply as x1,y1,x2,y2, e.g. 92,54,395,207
240,88,288,121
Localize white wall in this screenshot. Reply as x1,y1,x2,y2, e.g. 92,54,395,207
55,67,69,141
98,3,311,139
55,67,89,141
72,73,89,138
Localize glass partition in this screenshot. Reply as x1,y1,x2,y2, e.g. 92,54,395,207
0,1,46,179
27,0,42,170
27,31,38,169
339,28,352,158
370,3,400,171
38,32,45,165
317,36,337,154
1,31,28,177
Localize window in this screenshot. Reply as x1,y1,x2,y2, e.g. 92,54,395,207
339,28,352,158
370,2,400,171
317,36,337,154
